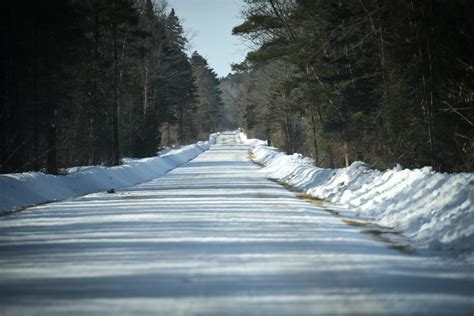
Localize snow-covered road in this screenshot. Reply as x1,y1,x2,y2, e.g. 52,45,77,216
1,133,473,315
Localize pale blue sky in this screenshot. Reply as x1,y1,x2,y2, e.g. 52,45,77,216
168,0,250,78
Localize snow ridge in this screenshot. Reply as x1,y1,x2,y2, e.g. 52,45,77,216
0,133,218,214
241,133,474,260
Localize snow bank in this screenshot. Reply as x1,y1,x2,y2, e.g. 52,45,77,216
0,134,218,214
238,132,267,147
242,133,474,259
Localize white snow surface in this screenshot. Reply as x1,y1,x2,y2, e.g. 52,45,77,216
1,132,473,315
0,134,217,214
241,133,474,259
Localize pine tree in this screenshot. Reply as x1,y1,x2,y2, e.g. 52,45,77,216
233,0,474,171
191,52,224,136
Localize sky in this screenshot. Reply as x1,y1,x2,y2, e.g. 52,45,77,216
167,0,250,78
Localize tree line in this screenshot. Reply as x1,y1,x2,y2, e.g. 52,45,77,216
0,0,224,174
225,0,473,172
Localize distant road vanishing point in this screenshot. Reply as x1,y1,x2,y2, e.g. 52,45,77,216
0,132,473,315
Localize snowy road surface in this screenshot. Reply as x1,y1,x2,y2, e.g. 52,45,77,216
0,133,473,315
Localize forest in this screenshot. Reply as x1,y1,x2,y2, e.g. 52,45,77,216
0,0,224,174
223,0,474,172
1,0,473,174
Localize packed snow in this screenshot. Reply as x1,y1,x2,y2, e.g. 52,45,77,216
240,133,474,260
0,134,217,214
1,132,473,315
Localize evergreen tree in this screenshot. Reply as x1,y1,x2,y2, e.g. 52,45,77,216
233,0,474,171
0,1,211,174
191,52,223,136
162,9,196,144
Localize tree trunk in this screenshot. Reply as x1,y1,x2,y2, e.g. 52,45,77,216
178,104,184,143
310,108,319,165
266,123,271,147
46,101,57,174
344,142,349,167
88,117,94,165
410,0,435,167
111,1,120,166
32,23,39,171
143,65,148,114
89,6,99,165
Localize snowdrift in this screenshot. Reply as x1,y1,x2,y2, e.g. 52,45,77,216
241,133,474,259
0,134,218,214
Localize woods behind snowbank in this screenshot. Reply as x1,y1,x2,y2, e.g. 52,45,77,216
241,133,474,260
0,134,218,214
